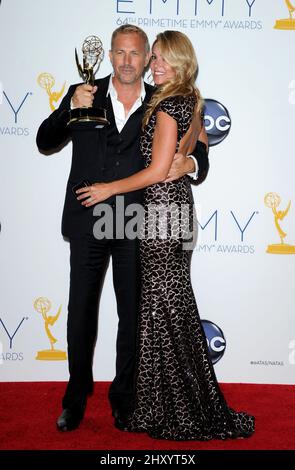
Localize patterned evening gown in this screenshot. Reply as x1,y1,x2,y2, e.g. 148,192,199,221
128,94,255,440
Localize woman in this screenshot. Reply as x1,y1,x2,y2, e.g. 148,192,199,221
77,31,254,440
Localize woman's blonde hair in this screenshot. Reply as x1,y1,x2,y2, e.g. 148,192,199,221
143,30,202,127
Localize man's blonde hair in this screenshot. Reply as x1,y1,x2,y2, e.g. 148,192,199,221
111,24,150,53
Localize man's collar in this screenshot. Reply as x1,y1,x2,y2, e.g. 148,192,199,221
107,75,146,102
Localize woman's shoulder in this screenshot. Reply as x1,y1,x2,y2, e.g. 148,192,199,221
158,94,195,112
160,94,196,106
157,94,196,119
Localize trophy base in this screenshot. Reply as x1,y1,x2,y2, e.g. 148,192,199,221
35,350,67,361
266,244,295,254
67,107,109,130
274,19,295,30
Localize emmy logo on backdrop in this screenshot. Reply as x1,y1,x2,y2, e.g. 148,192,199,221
274,0,295,30
34,297,67,360
37,73,66,111
264,193,295,254
67,35,109,129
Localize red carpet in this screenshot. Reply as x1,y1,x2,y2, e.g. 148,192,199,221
0,382,294,450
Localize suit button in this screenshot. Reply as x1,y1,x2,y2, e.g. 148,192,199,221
115,161,120,166
117,148,121,154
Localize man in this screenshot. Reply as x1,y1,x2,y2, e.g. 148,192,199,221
36,25,209,432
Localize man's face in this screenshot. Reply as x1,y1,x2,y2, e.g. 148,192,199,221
109,33,150,85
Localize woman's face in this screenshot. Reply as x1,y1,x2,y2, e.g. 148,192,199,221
150,43,176,85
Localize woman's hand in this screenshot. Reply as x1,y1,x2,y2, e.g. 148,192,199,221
76,182,114,207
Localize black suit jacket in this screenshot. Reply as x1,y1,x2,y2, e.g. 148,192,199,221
36,75,209,238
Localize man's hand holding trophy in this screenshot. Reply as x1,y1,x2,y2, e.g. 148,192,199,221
67,35,109,129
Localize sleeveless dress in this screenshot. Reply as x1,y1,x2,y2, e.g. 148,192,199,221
128,94,255,440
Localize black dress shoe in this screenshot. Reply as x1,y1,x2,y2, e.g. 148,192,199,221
112,409,129,432
56,408,83,432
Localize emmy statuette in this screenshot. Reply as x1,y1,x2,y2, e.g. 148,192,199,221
34,297,67,360
67,35,109,129
274,0,295,30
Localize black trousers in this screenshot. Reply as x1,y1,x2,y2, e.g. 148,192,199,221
62,233,140,414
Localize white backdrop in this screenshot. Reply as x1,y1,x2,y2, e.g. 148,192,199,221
0,0,294,384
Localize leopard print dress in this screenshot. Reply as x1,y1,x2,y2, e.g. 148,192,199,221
128,95,255,440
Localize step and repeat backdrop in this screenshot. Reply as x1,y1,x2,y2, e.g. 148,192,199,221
0,0,294,384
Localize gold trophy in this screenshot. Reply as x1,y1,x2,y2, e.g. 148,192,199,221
274,0,295,30
34,297,67,360
67,35,109,129
264,192,295,254
37,73,66,111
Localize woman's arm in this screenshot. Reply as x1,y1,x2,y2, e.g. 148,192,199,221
163,110,207,183
186,124,209,185
198,124,209,152
77,111,178,206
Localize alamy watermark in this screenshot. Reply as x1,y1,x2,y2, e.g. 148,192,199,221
92,196,198,250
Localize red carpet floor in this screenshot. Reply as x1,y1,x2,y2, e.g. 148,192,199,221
0,382,294,451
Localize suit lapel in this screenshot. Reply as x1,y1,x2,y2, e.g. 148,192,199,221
90,76,111,166
93,77,154,138
120,82,155,135
92,75,110,109
144,82,154,104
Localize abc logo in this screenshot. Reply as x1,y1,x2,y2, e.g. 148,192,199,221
203,99,231,147
201,319,226,364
